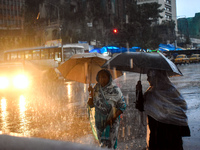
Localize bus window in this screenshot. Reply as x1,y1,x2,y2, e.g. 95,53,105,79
75,48,84,54
25,50,32,60
49,49,55,59
11,52,17,60
55,48,61,61
63,48,75,61
33,50,40,59
41,49,49,59
17,51,25,60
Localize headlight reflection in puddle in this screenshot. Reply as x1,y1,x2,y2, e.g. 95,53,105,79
18,95,30,136
1,97,9,133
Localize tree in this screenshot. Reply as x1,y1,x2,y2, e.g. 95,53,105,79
80,0,107,44
156,20,176,44
112,2,163,49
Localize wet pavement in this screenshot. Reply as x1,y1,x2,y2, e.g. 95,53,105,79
0,63,199,150
171,64,200,150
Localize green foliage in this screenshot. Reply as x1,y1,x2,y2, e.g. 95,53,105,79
113,2,163,49
185,36,191,44
155,20,176,45
22,1,171,49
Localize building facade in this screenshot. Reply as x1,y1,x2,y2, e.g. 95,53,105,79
0,0,25,51
0,0,24,30
177,12,200,48
137,0,177,25
37,0,137,46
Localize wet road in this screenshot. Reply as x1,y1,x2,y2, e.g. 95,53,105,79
0,63,199,150
171,63,200,150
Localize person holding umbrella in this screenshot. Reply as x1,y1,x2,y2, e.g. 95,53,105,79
136,69,190,150
87,69,126,149
102,52,190,149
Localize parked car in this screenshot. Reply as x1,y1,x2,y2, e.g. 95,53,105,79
174,54,190,64
189,54,200,63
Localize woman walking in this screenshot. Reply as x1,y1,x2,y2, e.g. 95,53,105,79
87,69,126,149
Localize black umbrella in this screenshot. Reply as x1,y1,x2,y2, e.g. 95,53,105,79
102,52,183,77
102,52,183,111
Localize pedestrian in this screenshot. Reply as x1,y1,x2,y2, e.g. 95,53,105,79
135,69,190,150
87,69,126,149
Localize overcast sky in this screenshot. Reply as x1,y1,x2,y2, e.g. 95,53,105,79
176,0,200,18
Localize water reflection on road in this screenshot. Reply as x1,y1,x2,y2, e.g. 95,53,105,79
1,98,8,133
0,80,92,143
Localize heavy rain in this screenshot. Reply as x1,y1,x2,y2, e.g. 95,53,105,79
0,0,200,150
0,63,199,150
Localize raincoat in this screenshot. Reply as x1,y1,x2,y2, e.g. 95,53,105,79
137,69,190,150
144,70,189,126
90,70,126,149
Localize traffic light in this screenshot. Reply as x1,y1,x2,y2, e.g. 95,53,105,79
113,28,118,34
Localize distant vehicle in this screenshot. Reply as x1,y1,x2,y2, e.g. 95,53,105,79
189,54,200,63
3,44,85,69
174,54,190,64
3,44,86,80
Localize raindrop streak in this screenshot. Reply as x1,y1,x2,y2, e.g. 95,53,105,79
126,42,130,53
130,59,133,69
67,83,72,102
126,94,129,106
113,67,117,79
128,125,131,136
1,98,9,133
84,84,87,93
123,72,126,81
122,127,125,137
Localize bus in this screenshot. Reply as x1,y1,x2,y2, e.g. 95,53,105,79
3,44,86,70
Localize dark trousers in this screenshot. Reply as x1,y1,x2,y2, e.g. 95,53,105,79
147,116,187,150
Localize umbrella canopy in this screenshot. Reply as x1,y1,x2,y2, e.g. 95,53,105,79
102,52,183,77
57,53,123,84
89,48,101,53
159,44,183,51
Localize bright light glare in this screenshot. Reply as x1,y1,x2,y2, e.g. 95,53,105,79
0,77,9,89
113,29,118,33
19,95,26,112
13,75,29,89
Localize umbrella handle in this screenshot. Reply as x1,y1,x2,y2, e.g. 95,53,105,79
88,83,92,92
135,81,144,112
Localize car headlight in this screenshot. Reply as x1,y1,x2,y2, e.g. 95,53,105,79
13,75,29,89
0,76,9,89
